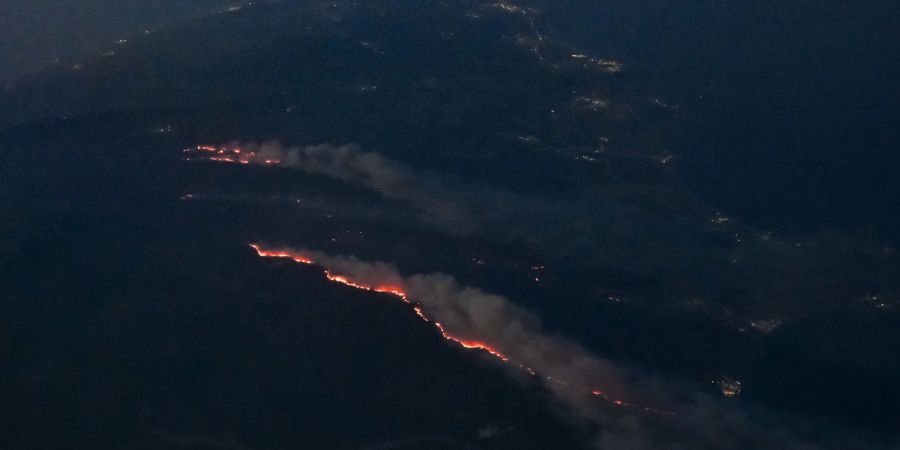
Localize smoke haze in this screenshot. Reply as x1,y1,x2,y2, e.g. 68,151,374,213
238,141,473,229
255,245,879,450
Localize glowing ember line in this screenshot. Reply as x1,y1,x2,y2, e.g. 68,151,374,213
248,243,652,413
433,321,510,362
325,272,375,291
182,145,283,167
250,243,514,363
249,243,314,264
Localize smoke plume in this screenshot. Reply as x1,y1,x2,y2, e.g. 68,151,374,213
236,141,472,228
303,246,628,394
254,245,866,450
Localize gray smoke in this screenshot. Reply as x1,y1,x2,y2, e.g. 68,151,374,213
227,141,698,264
299,246,629,396
236,141,473,229
230,141,899,326
260,245,866,450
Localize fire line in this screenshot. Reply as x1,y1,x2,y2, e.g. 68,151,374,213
248,243,665,414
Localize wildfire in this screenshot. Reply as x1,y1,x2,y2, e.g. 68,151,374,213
433,321,510,362
247,243,658,413
325,272,377,292
183,145,273,166
249,244,515,361
249,243,314,264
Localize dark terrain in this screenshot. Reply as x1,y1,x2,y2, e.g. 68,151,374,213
1,1,898,448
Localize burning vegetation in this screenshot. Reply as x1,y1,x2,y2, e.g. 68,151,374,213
248,243,668,415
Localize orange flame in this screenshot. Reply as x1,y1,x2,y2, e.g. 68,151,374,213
249,244,515,363
248,243,664,414
183,145,283,167
249,243,314,264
